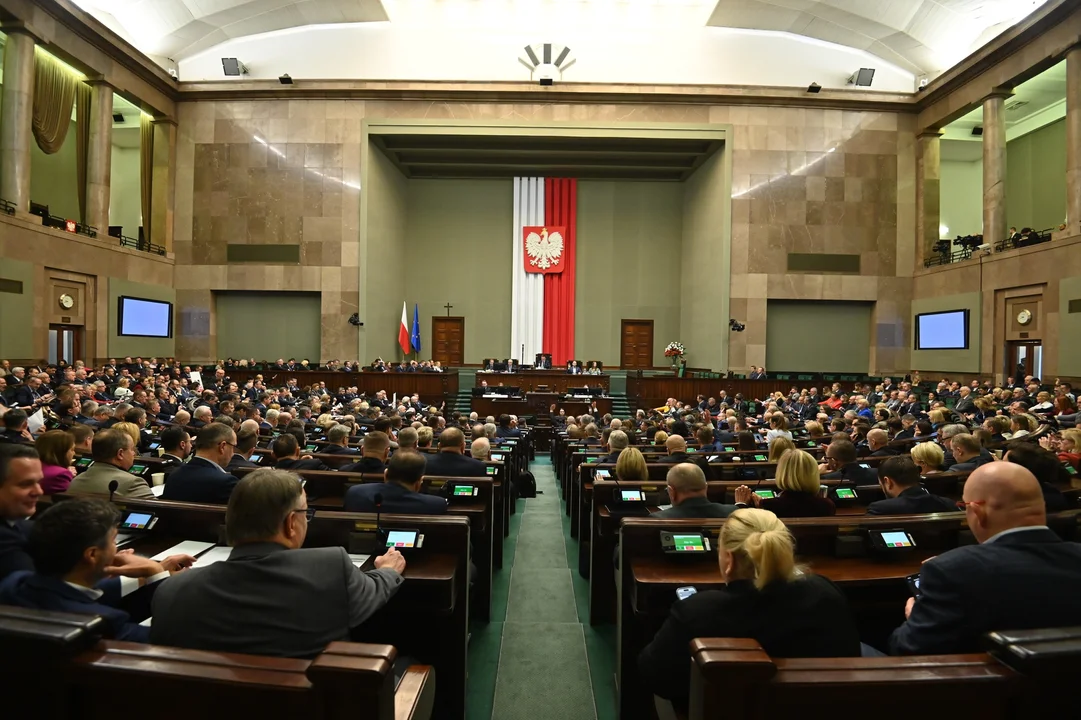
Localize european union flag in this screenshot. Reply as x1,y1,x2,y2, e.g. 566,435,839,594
411,304,421,353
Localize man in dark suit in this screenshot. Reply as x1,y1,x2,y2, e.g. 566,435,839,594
344,450,447,514
0,498,193,641
422,427,487,478
900,393,923,416
151,469,406,658
866,429,900,457
597,429,629,465
948,433,995,473
889,463,1081,655
651,463,736,519
867,456,957,516
162,422,240,504
157,426,191,479
0,410,34,444
0,445,43,582
657,435,692,464
227,426,260,472
341,431,392,474
820,440,878,485
321,424,359,455
272,434,329,471
954,387,977,415
535,353,551,369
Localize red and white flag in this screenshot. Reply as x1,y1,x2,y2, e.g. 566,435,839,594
398,301,412,355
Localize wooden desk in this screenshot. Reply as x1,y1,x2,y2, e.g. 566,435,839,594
471,395,612,418
220,368,460,406
475,370,610,393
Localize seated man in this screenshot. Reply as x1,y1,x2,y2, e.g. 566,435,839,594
948,433,995,473
321,424,359,455
867,456,957,516
151,469,406,658
422,427,486,477
889,462,1081,655
866,429,899,457
272,433,329,471
158,426,191,478
599,429,629,465
0,498,192,641
227,426,261,471
341,431,392,474
161,422,240,504
495,414,521,438
69,429,154,499
1002,441,1075,513
470,437,490,461
658,435,691,464
819,440,877,484
651,463,736,519
0,410,34,444
344,451,447,514
396,427,419,452
0,445,44,581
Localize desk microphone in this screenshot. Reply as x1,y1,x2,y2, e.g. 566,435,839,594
108,480,118,503
374,492,385,553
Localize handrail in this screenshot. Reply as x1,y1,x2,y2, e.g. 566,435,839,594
0,198,15,215
118,234,167,256
925,226,1055,267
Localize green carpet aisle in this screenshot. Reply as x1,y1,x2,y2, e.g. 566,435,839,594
466,456,617,720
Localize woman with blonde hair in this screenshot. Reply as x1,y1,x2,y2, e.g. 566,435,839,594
736,449,835,517
615,447,649,482
639,508,860,712
112,422,142,450
768,436,796,462
910,441,945,475
653,430,668,446
113,376,133,402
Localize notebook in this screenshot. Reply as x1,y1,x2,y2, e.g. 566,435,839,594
151,540,215,561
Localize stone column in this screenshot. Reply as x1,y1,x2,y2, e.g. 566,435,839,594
0,28,36,212
982,89,1011,247
1064,45,1081,236
915,130,942,266
150,118,177,253
85,81,114,234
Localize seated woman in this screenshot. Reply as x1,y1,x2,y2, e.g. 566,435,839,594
113,377,133,402
736,430,757,452
615,447,649,482
638,508,860,713
36,430,77,494
765,414,793,447
983,415,1011,443
927,408,948,432
1041,429,1081,472
767,436,796,462
737,449,835,517
804,420,824,440
586,361,602,376
910,441,945,475
653,430,668,447
1007,413,1035,439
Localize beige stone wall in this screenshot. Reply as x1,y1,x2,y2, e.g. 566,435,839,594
172,99,916,372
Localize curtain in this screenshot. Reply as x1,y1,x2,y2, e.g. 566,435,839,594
31,48,79,154
543,178,577,366
75,81,92,223
140,113,154,244
511,177,545,363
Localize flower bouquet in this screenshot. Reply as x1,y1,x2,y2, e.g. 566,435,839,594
664,342,685,368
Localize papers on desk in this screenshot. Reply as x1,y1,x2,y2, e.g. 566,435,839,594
151,540,214,561
115,533,135,547
656,504,673,512
139,617,152,627
194,546,232,567
150,484,166,497
26,409,45,434
348,553,371,568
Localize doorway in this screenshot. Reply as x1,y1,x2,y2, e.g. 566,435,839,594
1006,341,1043,382
620,319,654,369
432,317,464,366
49,325,83,365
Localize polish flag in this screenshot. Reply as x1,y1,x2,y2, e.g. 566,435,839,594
398,302,412,355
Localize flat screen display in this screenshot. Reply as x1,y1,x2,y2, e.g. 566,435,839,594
453,485,477,497
915,310,969,350
879,531,914,548
118,296,173,338
672,534,705,552
119,512,152,530
385,530,418,548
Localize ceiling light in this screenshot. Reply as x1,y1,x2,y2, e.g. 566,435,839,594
519,44,574,85
940,224,950,237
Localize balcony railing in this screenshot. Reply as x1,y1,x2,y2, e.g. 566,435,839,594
118,234,166,256
0,198,15,215
924,227,1054,267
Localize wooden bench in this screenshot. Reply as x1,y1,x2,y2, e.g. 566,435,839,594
51,494,470,720
687,638,1017,720
1,604,435,720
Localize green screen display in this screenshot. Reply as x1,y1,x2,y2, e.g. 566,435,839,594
835,488,856,499
453,485,475,496
673,534,705,552
129,464,147,475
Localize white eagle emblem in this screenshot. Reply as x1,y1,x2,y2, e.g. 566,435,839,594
526,227,564,270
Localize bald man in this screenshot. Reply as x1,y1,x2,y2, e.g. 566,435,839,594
651,464,735,519
889,462,1081,655
658,435,691,464
866,429,898,457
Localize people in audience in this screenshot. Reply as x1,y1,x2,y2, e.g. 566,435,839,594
0,445,44,580
68,423,95,453
228,427,260,471
599,429,629,464
0,498,193,641
1001,441,1075,512
470,437,490,460
68,429,154,499
765,414,792,446
866,429,898,457
1041,429,1081,472
615,447,649,481
421,428,486,477
948,433,994,473
342,431,392,474
651,463,735,519
161,423,240,504
819,440,877,484
910,441,945,474
638,508,860,712
0,410,34,444
35,430,76,495
888,462,1081,655
150,469,406,658
272,433,329,471
767,436,796,462
738,449,835,517
868,456,957,515
659,435,691,464
344,451,446,514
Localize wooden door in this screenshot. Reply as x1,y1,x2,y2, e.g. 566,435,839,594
432,317,465,367
620,319,654,369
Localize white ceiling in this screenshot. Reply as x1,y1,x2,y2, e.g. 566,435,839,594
70,0,1049,76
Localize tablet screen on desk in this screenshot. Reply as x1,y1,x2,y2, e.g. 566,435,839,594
753,454,767,462
75,457,94,469
723,446,736,452
453,485,478,497
754,489,776,499
491,453,505,462
119,512,153,530
128,464,148,476
386,530,419,548
486,466,497,476
596,469,611,479
834,488,856,499
620,490,645,502
671,533,706,552
873,530,915,548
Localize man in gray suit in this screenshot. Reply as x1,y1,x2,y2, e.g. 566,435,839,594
651,464,736,519
68,429,154,499
150,468,406,658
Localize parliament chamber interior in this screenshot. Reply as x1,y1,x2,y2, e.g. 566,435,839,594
4,1,1081,718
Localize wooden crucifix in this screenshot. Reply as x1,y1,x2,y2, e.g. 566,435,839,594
444,302,454,316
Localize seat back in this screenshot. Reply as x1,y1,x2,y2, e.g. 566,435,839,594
986,625,1081,719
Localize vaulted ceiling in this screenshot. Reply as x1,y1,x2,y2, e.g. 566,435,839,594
70,0,1050,76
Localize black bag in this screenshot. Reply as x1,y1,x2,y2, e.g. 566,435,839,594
515,470,537,498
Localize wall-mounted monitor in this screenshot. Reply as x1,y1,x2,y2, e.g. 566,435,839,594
118,296,173,338
914,309,969,350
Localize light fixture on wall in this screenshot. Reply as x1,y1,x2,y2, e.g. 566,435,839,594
939,224,949,237
279,74,293,85
518,43,575,86
221,58,248,76
971,126,984,136
807,83,821,93
848,68,875,87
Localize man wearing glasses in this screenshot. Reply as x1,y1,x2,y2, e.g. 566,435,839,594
151,468,406,658
69,429,155,499
161,422,240,504
888,462,1081,655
